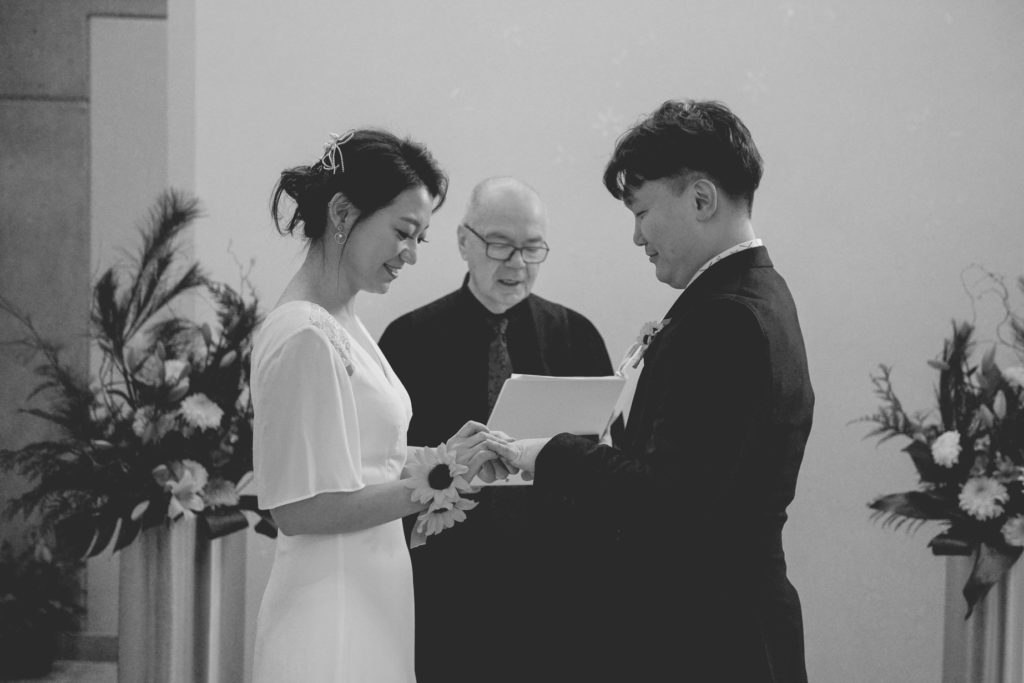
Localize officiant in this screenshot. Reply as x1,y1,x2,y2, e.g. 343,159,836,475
379,176,619,683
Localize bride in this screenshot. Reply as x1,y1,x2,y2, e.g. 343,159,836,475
251,128,503,682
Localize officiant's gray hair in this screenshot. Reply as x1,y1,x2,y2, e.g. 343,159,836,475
603,99,763,215
271,128,448,241
462,176,547,228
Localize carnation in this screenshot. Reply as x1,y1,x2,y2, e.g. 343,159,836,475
958,476,1009,520
931,430,961,468
1002,515,1024,547
179,393,224,431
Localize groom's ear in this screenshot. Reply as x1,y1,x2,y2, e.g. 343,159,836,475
691,178,718,221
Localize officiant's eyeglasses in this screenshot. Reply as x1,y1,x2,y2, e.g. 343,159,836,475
461,223,550,264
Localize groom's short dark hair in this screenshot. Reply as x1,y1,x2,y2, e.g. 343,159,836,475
603,99,763,213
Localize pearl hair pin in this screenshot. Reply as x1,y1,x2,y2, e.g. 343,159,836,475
320,130,355,174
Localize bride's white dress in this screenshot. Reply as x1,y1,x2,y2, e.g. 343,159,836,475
251,301,415,682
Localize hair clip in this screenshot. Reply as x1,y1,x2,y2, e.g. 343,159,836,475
320,130,355,174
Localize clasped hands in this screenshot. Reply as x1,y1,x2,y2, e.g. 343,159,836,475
444,421,548,484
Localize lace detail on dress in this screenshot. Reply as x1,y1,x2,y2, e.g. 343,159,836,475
308,306,356,376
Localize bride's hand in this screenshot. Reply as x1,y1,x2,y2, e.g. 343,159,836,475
445,421,506,481
445,421,490,463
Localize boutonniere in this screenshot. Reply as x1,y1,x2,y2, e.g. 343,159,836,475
617,318,672,373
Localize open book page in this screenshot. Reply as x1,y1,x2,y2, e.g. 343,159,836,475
479,373,627,486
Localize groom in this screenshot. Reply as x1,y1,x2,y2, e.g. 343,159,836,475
494,100,814,683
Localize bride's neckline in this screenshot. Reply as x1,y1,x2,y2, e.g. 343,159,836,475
274,300,395,386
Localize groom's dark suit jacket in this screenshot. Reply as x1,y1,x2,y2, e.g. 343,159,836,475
533,247,813,683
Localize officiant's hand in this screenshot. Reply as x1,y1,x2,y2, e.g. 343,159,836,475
487,437,549,475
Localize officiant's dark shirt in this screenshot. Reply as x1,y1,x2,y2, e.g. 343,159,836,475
379,276,616,683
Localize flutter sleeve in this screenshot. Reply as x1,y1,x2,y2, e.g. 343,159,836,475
253,324,364,510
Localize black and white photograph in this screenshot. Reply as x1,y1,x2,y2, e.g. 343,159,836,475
1,1,1023,681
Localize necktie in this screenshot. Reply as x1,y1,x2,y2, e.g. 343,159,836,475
486,316,512,415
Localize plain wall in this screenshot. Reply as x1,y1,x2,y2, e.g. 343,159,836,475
0,0,166,662
168,1,1024,681
87,14,169,637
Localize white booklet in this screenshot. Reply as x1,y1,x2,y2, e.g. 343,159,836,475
480,373,628,486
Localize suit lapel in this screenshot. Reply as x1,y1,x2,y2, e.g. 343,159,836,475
623,247,773,452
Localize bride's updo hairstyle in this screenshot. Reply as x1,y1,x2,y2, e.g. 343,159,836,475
271,128,448,240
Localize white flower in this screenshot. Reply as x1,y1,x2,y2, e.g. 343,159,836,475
1003,366,1024,390
163,359,189,385
622,318,673,371
90,402,111,424
637,318,671,345
1002,515,1024,547
235,386,251,412
179,393,224,431
155,413,178,440
403,444,475,509
132,406,155,440
993,391,1007,420
403,444,478,538
930,430,962,468
958,476,1009,520
152,459,208,519
202,477,240,508
415,497,478,536
33,541,53,564
187,329,209,366
133,353,165,386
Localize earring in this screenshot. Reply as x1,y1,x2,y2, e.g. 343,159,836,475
334,228,347,245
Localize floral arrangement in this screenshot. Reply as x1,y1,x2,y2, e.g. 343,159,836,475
404,444,478,544
0,190,275,559
859,272,1024,615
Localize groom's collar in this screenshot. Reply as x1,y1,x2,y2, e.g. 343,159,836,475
664,245,772,319
681,238,763,291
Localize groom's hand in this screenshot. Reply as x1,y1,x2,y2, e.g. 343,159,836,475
488,437,549,474
481,431,522,482
470,433,521,483
476,459,513,484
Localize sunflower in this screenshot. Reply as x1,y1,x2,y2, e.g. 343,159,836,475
404,444,475,508
403,444,478,538
414,497,478,537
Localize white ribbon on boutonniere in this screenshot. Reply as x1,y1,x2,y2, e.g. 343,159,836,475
617,318,672,375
